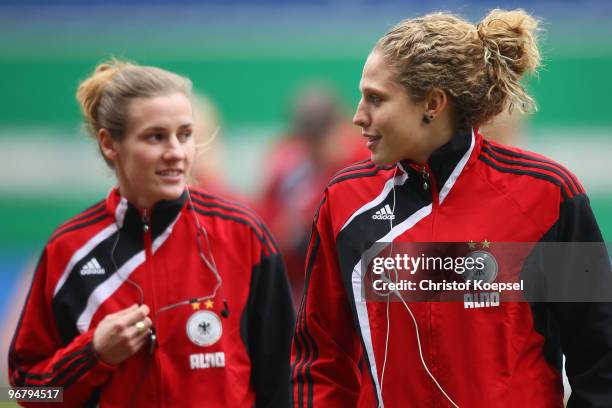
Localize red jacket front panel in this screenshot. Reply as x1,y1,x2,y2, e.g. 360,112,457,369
10,187,295,407
291,129,611,407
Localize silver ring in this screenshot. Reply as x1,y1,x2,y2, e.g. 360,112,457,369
134,321,146,332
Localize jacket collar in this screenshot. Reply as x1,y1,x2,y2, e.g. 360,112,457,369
105,187,187,236
399,127,482,195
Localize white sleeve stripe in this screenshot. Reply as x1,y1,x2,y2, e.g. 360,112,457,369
76,251,145,333
76,213,181,333
53,223,118,297
351,204,433,407
438,130,475,204
340,171,408,231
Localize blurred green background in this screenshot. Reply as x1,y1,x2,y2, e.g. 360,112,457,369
1,3,612,249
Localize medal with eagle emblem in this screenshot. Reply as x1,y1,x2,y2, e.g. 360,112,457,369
463,249,498,283
186,310,222,347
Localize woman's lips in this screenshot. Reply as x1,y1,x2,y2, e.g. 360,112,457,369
366,135,382,150
156,169,184,182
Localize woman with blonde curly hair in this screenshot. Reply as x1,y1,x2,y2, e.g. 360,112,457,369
9,60,294,407
291,9,611,407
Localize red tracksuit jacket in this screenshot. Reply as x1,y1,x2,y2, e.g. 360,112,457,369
291,129,612,407
9,186,295,407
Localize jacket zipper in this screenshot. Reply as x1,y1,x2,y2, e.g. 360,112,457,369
421,164,439,405
421,165,430,191
142,209,163,407
420,164,439,222
142,209,155,309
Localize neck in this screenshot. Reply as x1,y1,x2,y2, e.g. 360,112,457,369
416,119,456,165
117,188,154,210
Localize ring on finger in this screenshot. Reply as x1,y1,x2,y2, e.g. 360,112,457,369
134,321,146,332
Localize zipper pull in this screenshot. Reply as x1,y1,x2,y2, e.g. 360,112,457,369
421,166,430,191
149,328,157,354
142,209,150,233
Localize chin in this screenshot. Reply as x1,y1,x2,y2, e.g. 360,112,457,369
370,152,396,166
158,185,186,202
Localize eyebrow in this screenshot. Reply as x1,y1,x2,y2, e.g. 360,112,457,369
360,85,386,96
141,123,193,132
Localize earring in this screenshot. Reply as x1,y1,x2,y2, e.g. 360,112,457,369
423,114,434,124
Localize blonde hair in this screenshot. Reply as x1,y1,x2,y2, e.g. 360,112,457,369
375,9,541,128
76,59,192,141
189,93,222,185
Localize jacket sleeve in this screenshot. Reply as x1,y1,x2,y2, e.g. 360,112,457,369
547,194,612,407
242,225,296,408
290,192,363,407
8,247,115,407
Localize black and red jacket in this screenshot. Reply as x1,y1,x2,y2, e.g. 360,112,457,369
9,186,295,407
291,129,612,407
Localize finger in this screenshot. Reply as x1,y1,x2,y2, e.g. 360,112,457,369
130,332,150,353
140,304,150,316
106,304,139,320
120,305,151,327
115,337,147,362
128,316,153,339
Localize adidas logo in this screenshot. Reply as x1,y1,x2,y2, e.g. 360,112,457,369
80,258,106,275
372,204,395,220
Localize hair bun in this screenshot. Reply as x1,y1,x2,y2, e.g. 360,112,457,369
94,60,128,75
94,63,113,73
76,60,128,136
476,9,541,117
477,9,541,76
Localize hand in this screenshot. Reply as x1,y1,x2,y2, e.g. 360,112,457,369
92,304,152,365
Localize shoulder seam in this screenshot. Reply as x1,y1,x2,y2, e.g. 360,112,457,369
54,201,106,233
481,145,575,198
328,164,394,188
49,213,111,244
191,206,275,255
483,140,583,195
189,189,279,252
479,155,569,201
329,159,375,179
313,195,327,224
190,195,276,251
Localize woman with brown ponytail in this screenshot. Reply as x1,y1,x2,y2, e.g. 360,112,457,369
9,60,294,407
291,9,611,407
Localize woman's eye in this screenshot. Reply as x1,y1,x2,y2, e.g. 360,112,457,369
147,133,163,142
368,94,382,104
178,130,193,142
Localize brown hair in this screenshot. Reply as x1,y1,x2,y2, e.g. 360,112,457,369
76,59,192,141
375,9,541,128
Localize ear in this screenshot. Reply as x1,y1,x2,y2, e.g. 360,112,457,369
424,88,448,119
97,128,119,163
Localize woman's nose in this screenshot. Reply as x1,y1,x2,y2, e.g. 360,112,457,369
163,135,186,161
352,100,370,129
